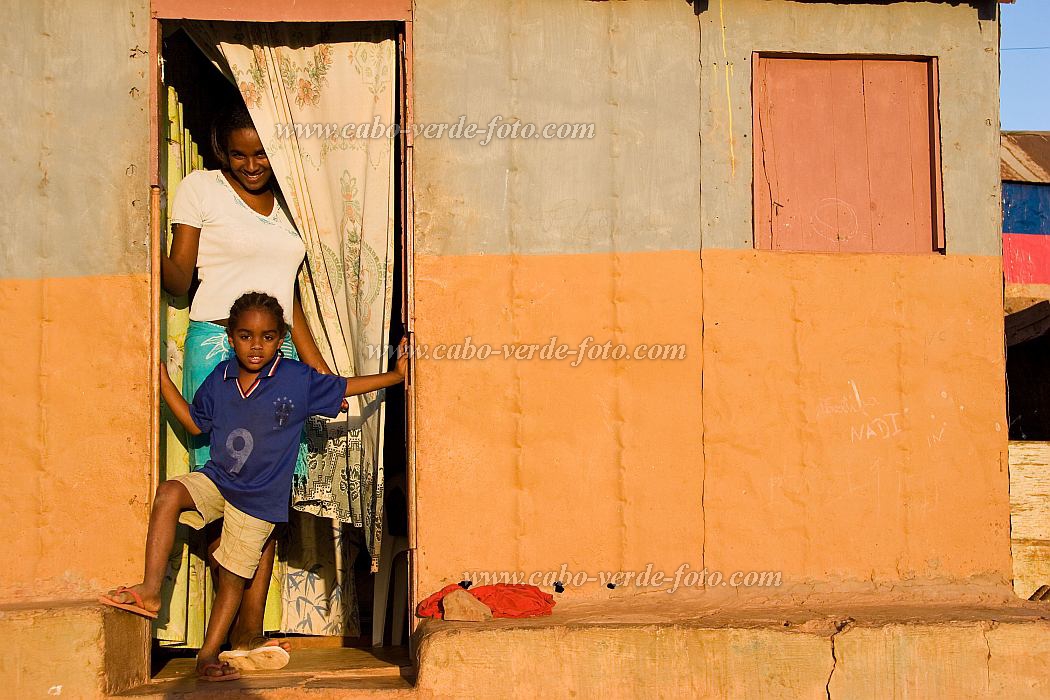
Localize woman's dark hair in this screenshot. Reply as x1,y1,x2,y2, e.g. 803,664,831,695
228,292,287,337
211,103,258,169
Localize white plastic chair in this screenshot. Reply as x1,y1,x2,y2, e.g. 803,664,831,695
371,520,409,647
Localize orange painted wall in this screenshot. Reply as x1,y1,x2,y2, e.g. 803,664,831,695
702,251,1010,586
411,250,1010,597
0,275,152,603
413,251,705,596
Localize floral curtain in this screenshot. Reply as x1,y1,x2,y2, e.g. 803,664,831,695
185,22,398,633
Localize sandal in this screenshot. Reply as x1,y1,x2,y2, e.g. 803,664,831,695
219,642,290,671
197,662,241,682
98,586,158,620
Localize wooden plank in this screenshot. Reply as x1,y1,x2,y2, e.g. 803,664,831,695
1009,441,1050,541
904,60,935,253
1005,300,1050,346
785,60,835,252
828,59,874,253
863,61,921,253
149,18,162,508
1005,232,1050,286
400,20,421,637
752,55,774,250
755,58,842,252
1011,541,1050,600
1009,442,1050,598
929,59,946,250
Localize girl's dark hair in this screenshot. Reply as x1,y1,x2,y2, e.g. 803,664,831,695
228,292,287,336
211,103,258,169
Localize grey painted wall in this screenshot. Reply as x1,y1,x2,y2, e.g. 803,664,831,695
413,0,703,257
1,0,151,279
0,1,1000,273
415,0,1001,258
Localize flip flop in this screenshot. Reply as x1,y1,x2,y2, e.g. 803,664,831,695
98,586,158,620
197,662,241,682
218,642,291,671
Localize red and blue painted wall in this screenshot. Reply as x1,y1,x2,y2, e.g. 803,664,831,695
1004,182,1050,285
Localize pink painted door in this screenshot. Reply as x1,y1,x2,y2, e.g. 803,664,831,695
753,56,940,253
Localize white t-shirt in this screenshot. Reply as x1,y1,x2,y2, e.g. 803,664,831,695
170,170,305,326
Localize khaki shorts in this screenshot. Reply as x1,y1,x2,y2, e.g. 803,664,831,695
170,471,275,579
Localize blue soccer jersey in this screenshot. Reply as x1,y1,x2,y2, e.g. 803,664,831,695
189,352,345,522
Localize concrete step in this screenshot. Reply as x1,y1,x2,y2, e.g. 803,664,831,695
10,594,1050,698
118,647,415,698
119,672,414,698
1,600,150,698
410,594,1050,698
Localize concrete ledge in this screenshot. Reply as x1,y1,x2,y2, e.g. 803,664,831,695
0,600,149,699
412,598,1050,698
5,597,1049,698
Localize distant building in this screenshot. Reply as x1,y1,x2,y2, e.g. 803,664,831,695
1002,132,1050,439
1003,131,1050,306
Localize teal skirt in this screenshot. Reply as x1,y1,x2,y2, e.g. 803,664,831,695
183,320,309,482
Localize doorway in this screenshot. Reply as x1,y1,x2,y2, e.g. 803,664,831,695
148,15,414,690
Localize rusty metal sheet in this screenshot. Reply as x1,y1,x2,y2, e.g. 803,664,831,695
1002,132,1050,184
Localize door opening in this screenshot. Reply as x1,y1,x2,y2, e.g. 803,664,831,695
148,17,414,690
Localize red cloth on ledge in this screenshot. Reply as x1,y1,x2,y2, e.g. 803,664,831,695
416,583,556,619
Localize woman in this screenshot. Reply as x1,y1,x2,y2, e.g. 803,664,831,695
162,104,331,661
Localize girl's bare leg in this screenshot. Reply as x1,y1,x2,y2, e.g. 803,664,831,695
207,529,290,651
229,535,290,650
197,566,247,679
105,480,196,612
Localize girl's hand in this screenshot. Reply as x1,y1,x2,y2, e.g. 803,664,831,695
394,337,410,380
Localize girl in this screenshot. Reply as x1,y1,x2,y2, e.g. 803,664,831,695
101,293,408,681
161,103,332,660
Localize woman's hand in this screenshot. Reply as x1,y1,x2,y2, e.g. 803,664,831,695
158,361,202,436
161,224,201,297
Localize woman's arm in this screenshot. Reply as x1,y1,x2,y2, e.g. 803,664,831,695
159,363,202,436
291,286,333,373
161,223,201,297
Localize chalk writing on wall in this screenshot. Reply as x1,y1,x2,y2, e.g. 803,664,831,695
808,197,860,244
817,379,878,417
813,381,972,449
851,412,905,443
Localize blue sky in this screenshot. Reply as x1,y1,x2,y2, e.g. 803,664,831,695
1001,0,1050,131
